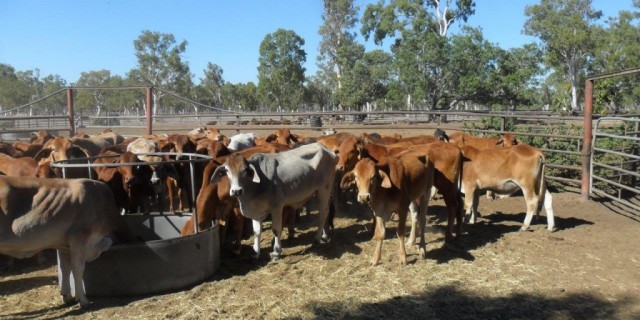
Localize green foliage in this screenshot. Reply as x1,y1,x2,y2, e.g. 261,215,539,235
257,29,307,111
524,0,602,111
465,116,516,132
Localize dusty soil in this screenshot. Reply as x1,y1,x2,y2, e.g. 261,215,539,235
1,190,639,319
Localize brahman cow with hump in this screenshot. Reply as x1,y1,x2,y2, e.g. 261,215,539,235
210,142,337,260
340,149,435,266
460,144,556,231
0,176,132,308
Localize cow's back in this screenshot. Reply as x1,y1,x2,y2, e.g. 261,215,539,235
251,143,337,204
0,176,120,255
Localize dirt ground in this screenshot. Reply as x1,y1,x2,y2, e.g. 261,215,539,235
1,190,639,319
1,126,639,319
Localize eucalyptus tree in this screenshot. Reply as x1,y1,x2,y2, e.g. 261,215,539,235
130,30,192,114
335,44,393,110
198,63,225,109
490,44,544,110
524,0,602,112
590,3,640,112
257,29,307,111
0,64,30,111
317,0,359,96
361,0,476,110
75,70,112,116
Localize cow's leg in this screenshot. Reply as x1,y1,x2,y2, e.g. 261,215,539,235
166,179,176,213
57,250,75,305
417,196,428,259
232,207,244,256
370,215,385,266
463,183,476,224
521,188,538,231
270,206,284,260
282,206,296,239
469,188,480,224
406,200,419,246
315,191,331,243
442,191,460,241
543,189,556,231
68,244,90,308
251,219,262,259
396,209,408,265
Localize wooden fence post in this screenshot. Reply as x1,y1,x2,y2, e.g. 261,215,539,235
581,79,594,200
146,87,153,135
66,88,75,136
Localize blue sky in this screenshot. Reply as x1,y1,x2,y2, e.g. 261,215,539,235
0,0,635,85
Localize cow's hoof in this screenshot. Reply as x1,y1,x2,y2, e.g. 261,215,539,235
519,226,530,232
61,294,75,305
548,226,558,232
270,252,281,261
79,300,95,310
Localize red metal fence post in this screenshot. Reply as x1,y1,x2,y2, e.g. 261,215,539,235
66,88,75,136
581,79,594,200
146,87,153,135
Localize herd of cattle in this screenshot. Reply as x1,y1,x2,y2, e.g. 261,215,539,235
0,126,557,308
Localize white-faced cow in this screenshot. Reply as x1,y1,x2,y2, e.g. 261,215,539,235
210,142,337,260
0,176,132,308
460,144,556,231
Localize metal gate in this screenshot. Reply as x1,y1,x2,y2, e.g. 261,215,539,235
590,117,640,212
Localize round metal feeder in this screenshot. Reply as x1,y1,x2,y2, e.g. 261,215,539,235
57,214,219,296
52,152,220,297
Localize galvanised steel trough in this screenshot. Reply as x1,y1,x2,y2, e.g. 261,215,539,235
52,152,220,297
57,214,219,296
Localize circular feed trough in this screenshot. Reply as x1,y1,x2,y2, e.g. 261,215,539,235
51,152,220,297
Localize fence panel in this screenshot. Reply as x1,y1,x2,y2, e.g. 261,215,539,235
590,117,640,212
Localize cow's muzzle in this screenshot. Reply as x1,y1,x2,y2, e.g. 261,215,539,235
357,193,371,204
230,188,243,197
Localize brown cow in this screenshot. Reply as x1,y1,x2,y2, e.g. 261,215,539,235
93,151,155,214
336,137,464,244
340,150,435,266
264,128,299,147
459,144,556,231
0,176,133,308
0,154,54,178
438,130,518,149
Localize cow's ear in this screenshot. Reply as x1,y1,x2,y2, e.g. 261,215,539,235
34,148,52,162
290,134,300,143
161,142,175,153
496,138,504,146
378,169,392,189
384,158,403,189
68,147,89,159
265,134,277,143
248,163,260,183
210,165,227,184
340,171,356,189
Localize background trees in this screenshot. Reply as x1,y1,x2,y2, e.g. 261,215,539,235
257,29,307,111
1,1,638,115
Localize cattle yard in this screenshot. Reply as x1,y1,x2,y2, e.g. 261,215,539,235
1,125,639,319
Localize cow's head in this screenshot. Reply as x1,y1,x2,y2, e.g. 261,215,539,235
34,136,89,165
211,154,259,197
336,136,362,173
496,133,519,147
340,158,394,204
434,128,449,142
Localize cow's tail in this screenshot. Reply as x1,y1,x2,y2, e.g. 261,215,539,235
534,153,547,216
455,151,464,226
